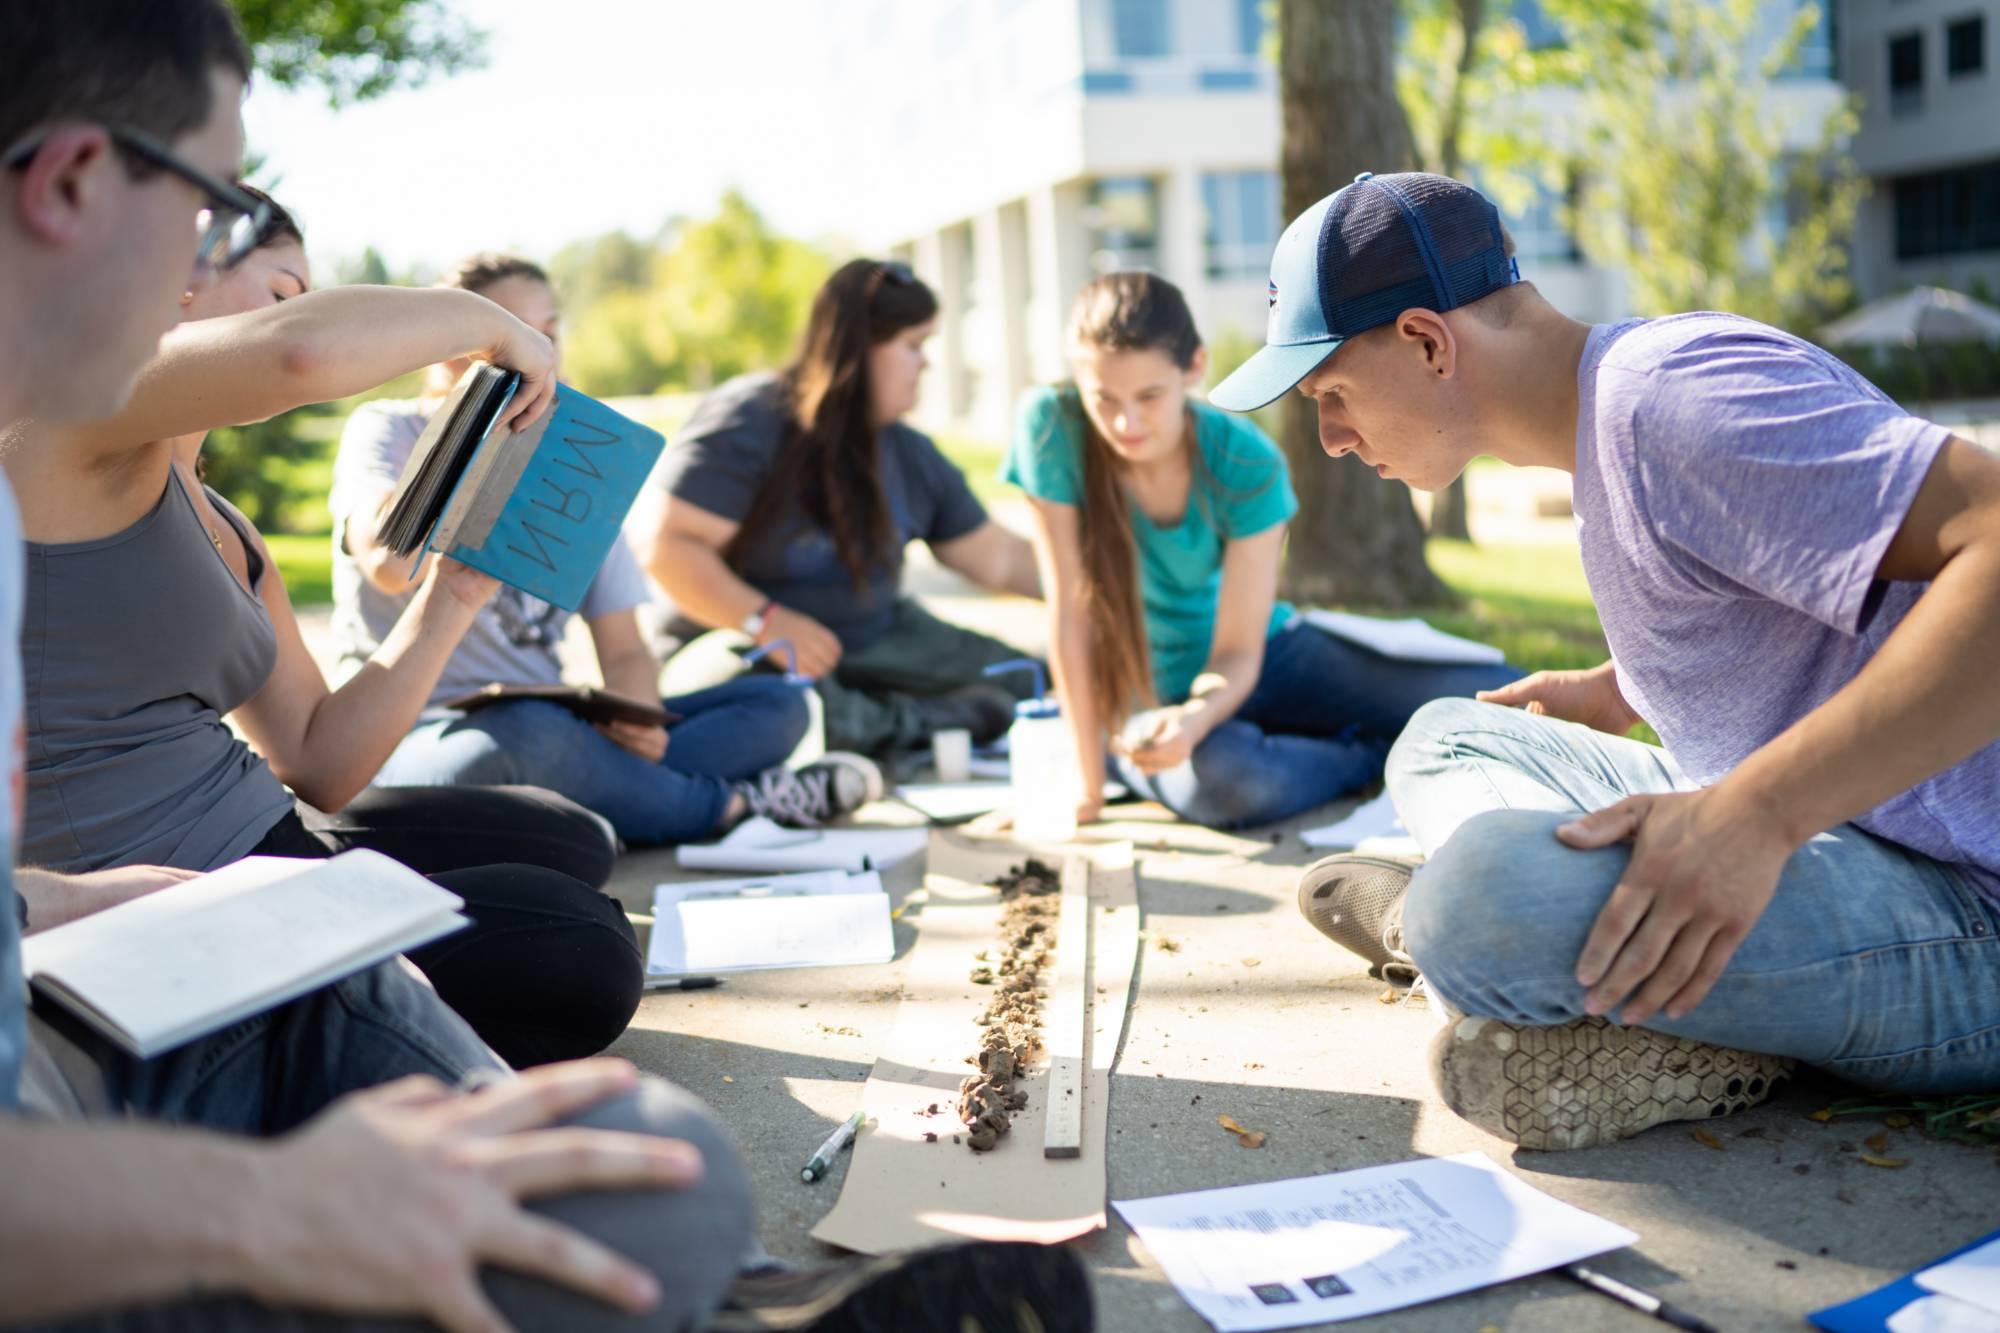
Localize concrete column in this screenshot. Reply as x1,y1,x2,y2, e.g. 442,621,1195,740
970,207,1013,438
1160,165,1208,292
912,228,964,432
1026,179,1092,383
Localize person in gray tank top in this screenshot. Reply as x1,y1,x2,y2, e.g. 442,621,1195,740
2,193,639,1070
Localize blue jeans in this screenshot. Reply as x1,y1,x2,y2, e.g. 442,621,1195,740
21,962,756,1331
375,676,810,846
1114,621,1522,829
1387,698,2000,1092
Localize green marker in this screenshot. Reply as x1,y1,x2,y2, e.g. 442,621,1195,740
801,1110,866,1183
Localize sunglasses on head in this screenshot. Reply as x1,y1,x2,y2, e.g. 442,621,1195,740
5,124,271,274
873,260,917,288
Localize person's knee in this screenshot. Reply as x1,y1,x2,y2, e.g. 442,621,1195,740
1385,697,1501,803
1403,809,1619,1012
485,1077,755,1330
490,786,620,886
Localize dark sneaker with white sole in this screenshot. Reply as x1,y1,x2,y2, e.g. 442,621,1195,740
1430,1011,1797,1151
1296,853,1422,984
735,751,884,828
710,1239,1093,1332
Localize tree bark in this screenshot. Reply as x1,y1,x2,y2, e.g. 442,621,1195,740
1426,0,1484,543
1277,0,1449,606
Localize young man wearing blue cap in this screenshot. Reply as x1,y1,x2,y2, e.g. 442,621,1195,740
1211,170,2000,1150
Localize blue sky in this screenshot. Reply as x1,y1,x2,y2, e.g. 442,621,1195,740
244,0,852,277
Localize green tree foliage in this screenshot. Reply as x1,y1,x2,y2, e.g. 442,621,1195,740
231,0,487,105
1541,0,1864,331
556,192,829,398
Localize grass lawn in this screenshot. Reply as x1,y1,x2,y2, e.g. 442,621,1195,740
265,532,333,607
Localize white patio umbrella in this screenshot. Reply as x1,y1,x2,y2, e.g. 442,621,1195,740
1820,285,2000,352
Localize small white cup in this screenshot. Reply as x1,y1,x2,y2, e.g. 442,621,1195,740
931,728,973,783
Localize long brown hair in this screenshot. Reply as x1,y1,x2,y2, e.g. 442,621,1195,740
1060,272,1206,727
729,259,939,588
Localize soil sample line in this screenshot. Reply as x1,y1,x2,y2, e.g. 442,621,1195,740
959,857,1061,1151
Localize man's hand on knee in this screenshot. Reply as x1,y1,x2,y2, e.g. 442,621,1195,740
1558,789,1792,1026
1478,661,1643,736
241,1059,703,1333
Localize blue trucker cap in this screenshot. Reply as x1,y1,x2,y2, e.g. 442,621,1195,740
1210,171,1519,412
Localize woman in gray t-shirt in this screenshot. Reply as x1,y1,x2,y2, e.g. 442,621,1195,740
4,195,629,1068
636,259,1047,759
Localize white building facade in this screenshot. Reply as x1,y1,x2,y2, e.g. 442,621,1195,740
834,0,1844,439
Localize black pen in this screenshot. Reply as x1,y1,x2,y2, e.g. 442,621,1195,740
1563,1263,1719,1333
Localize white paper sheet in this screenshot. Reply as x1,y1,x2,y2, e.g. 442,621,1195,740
645,875,893,976
674,816,927,873
1889,1293,2000,1333
1113,1152,1636,1330
1299,791,1418,853
1917,1236,2000,1316
650,869,851,912
1301,609,1507,666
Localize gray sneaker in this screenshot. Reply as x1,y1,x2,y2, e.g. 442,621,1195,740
1430,1011,1796,1151
1296,853,1422,984
737,751,884,828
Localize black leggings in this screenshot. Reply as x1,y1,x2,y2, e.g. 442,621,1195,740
251,785,641,1069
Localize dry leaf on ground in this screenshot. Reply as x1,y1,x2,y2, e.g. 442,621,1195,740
1864,1131,1891,1154
1692,1129,1726,1151
1885,1113,1913,1129
1217,1113,1268,1149
1809,1109,1834,1122
1859,1154,1910,1169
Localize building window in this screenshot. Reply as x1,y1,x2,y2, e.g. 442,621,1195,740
1947,14,1985,78
1893,160,2000,259
1236,0,1269,56
1888,31,1924,114
1086,176,1161,272
1785,0,1836,79
1202,171,1280,278
1111,0,1172,58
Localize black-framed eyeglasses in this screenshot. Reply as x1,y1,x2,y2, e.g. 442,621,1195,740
4,125,271,274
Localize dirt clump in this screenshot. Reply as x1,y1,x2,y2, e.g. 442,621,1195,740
958,858,1061,1151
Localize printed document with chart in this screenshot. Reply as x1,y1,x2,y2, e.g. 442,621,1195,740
1113,1152,1635,1330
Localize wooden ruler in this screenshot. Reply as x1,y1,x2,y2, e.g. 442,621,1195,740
1042,854,1090,1158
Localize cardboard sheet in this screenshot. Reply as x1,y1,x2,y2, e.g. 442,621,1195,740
811,832,1141,1254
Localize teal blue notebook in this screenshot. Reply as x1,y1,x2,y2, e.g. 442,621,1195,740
378,365,666,611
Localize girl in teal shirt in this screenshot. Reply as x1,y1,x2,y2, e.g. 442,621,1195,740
1003,272,1516,829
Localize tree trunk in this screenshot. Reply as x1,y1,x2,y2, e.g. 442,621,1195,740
1277,0,1449,606
1425,0,1483,543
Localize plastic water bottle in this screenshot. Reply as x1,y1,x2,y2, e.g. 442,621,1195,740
984,659,1078,842
746,639,825,766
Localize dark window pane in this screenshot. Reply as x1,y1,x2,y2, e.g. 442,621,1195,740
1894,160,2000,259
1948,15,1985,76
1889,31,1925,113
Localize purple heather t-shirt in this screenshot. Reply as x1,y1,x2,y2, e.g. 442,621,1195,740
1575,312,1998,902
